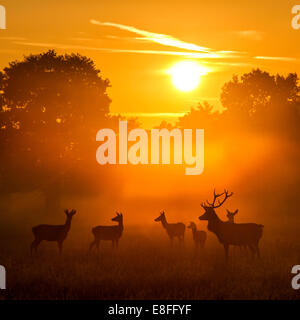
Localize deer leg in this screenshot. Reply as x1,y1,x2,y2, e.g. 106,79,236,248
30,240,36,256
112,240,115,249
35,240,41,254
58,241,63,254
249,245,256,258
96,240,100,252
116,240,119,249
89,240,96,252
31,239,41,255
245,245,250,256
169,236,174,247
180,235,185,245
195,241,200,253
255,244,261,259
224,244,229,261
31,239,38,256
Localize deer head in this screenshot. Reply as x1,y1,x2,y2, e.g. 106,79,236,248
187,222,196,229
199,189,233,221
226,209,238,222
154,211,165,222
64,209,77,218
112,212,123,223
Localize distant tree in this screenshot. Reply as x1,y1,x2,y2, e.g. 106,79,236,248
0,50,112,213
155,120,176,130
177,101,221,128
221,69,300,132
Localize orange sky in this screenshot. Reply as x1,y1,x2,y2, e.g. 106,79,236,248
0,0,299,127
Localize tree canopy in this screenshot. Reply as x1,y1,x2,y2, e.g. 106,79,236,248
0,50,112,210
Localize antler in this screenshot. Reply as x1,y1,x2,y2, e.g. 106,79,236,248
206,189,233,208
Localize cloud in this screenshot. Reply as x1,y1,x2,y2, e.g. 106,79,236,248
254,56,297,62
89,19,246,60
13,41,235,60
0,36,27,41
90,20,212,53
13,22,297,65
235,30,264,41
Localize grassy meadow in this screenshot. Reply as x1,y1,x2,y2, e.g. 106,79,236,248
0,226,299,300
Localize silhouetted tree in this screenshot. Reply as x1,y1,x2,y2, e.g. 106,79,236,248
177,102,221,128
0,50,112,213
221,69,300,133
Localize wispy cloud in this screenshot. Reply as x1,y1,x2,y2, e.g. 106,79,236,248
0,36,27,41
235,30,264,41
12,21,297,65
12,41,225,59
254,56,297,62
90,20,211,53
89,19,246,60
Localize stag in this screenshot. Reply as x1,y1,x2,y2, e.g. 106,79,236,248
31,209,76,255
89,212,124,252
199,189,263,260
155,211,185,245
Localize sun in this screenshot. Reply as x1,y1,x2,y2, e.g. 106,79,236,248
169,61,209,92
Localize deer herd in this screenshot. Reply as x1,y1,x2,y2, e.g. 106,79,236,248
31,189,264,261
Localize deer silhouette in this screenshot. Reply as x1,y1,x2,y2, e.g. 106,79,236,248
199,189,263,260
226,209,239,223
31,209,76,255
89,212,124,252
155,211,185,245
188,222,206,249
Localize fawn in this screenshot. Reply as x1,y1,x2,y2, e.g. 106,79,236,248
31,209,76,255
188,222,207,249
199,189,263,260
154,211,185,245
226,209,239,223
89,212,124,252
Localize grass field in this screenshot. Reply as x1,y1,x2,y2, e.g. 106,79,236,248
0,228,299,300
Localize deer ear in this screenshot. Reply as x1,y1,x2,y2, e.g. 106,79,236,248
64,209,69,215
72,210,77,215
226,209,230,213
235,209,239,214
